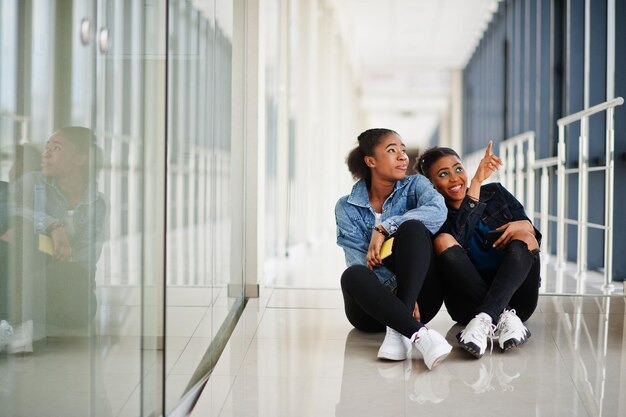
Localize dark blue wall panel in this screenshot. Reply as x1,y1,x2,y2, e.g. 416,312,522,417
461,0,624,281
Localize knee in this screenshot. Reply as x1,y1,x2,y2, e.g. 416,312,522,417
396,220,429,239
508,231,539,251
340,264,369,290
433,233,459,255
507,234,539,256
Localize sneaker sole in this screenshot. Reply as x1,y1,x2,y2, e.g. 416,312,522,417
501,330,531,351
459,341,485,359
377,349,410,361
425,349,451,370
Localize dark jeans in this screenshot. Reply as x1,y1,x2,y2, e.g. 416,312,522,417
340,220,444,339
437,240,540,325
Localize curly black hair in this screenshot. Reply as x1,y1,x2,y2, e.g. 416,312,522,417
346,128,398,182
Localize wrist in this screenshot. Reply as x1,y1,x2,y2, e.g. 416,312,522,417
46,220,63,234
373,226,389,237
470,178,482,188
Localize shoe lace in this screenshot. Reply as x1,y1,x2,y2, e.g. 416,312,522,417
460,317,496,354
496,309,517,335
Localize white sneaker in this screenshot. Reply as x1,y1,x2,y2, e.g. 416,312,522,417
495,309,530,351
457,315,495,358
8,320,33,353
0,320,14,351
413,327,452,370
377,326,412,361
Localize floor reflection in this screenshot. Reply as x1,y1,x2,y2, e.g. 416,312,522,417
197,288,626,417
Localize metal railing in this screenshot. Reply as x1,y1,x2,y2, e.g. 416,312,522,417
497,132,559,257
463,97,623,293
556,97,623,290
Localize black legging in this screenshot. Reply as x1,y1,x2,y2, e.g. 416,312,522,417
340,220,444,339
436,240,540,325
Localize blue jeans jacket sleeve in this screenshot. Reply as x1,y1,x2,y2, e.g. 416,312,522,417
335,197,397,289
379,176,447,235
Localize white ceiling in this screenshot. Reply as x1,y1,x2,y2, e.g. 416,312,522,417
333,0,501,149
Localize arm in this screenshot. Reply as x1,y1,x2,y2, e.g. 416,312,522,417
492,184,542,248
466,141,503,201
335,198,369,268
71,197,108,267
379,176,447,235
12,173,60,234
335,199,396,287
445,141,503,246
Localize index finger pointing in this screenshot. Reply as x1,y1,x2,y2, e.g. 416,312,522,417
485,140,493,157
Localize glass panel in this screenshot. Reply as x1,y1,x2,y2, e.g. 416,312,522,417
96,1,167,416
164,0,244,413
0,1,166,416
0,1,100,415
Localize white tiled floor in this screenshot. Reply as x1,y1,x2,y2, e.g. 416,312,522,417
3,242,623,417
192,243,626,417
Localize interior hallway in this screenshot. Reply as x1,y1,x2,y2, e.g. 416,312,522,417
191,243,626,417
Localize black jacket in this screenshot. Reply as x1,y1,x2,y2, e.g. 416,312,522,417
438,182,541,248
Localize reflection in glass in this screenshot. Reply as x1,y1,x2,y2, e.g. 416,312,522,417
0,1,165,416
164,0,244,412
7,127,105,347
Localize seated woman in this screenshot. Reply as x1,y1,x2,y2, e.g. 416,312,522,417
335,128,452,370
10,127,106,345
416,142,541,359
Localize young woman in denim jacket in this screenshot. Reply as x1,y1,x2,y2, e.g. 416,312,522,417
11,127,106,337
416,142,541,359
335,128,452,370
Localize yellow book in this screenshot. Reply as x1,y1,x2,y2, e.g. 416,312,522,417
380,237,394,260
38,234,54,256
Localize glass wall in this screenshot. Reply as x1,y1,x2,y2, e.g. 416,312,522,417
164,0,245,413
0,0,245,416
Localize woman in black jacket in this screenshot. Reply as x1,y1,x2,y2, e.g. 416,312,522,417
416,142,541,359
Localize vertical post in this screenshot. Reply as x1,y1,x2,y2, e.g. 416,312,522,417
504,143,511,195
516,140,525,205
577,116,589,276
603,107,615,291
556,124,566,267
500,143,508,190
526,132,535,223
540,166,550,254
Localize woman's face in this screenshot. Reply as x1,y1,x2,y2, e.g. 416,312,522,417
428,154,468,205
41,133,85,178
366,133,408,182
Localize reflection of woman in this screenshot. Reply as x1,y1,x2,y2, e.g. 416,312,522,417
0,144,41,345
416,143,540,359
13,126,106,329
335,128,452,370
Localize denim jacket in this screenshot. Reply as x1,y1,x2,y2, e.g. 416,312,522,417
335,175,447,290
12,171,107,270
438,182,541,248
